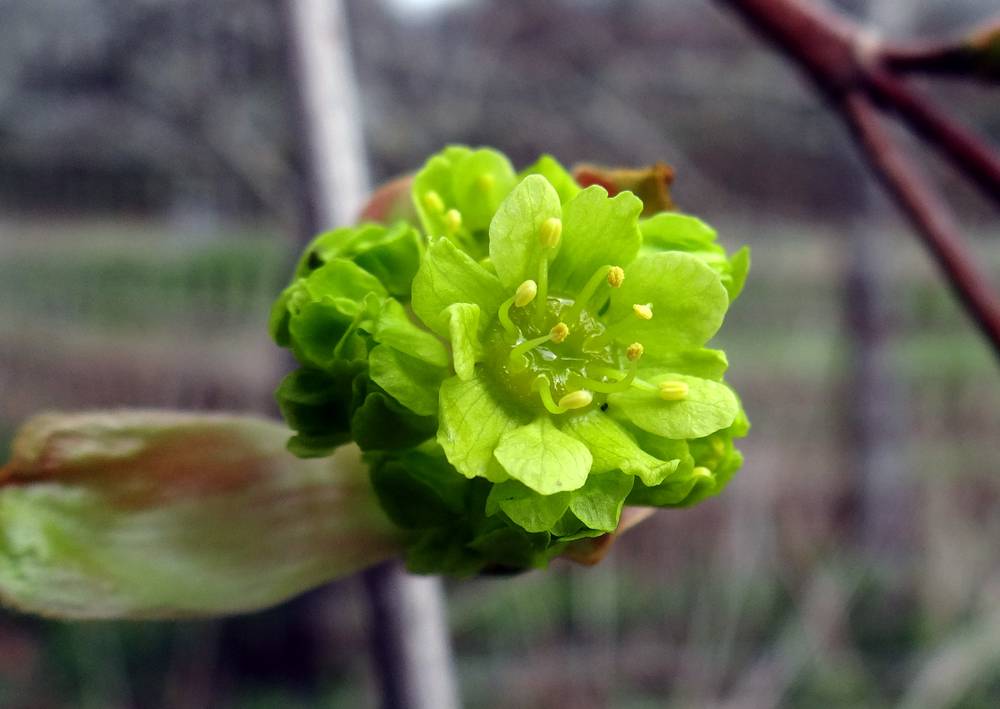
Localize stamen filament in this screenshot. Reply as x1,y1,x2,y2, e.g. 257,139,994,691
533,254,549,327
534,377,567,414
566,265,612,322
509,331,553,363
497,294,519,338
571,358,640,393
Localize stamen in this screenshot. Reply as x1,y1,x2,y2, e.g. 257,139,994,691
658,381,689,401
515,280,537,307
558,390,594,410
539,217,562,248
509,323,568,363
422,191,445,214
477,173,495,193
626,342,644,361
444,209,462,234
534,377,567,415
607,266,624,288
633,303,653,320
565,265,613,322
692,466,713,478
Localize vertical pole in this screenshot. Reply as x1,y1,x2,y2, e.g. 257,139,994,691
281,1,461,707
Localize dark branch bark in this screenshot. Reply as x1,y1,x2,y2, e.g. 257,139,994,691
713,0,1000,361
863,66,1000,206
839,93,1000,356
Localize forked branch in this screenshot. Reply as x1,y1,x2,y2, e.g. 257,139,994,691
714,0,1000,357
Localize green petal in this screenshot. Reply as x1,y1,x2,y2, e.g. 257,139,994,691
559,410,678,487
550,186,642,292
606,251,729,351
373,298,449,368
608,372,739,439
640,212,720,252
488,175,562,290
437,374,522,481
0,413,403,619
412,146,468,238
367,450,469,529
412,237,506,337
519,154,581,204
276,363,365,458
451,148,518,233
302,257,388,303
351,387,438,452
494,416,592,495
486,480,571,533
727,246,751,302
294,222,423,299
568,471,633,533
368,345,448,417
444,302,482,381
643,348,729,381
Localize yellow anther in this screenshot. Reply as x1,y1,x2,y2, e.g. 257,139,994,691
607,266,624,288
693,466,713,478
539,217,562,248
444,209,462,234
633,303,653,320
710,435,725,457
658,380,689,401
558,390,594,410
626,342,644,362
515,280,538,307
549,322,569,344
421,191,445,214
477,173,495,193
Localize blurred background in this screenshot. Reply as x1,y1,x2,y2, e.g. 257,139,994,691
2,0,1000,706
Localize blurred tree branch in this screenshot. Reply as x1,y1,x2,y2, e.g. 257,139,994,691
714,0,1000,358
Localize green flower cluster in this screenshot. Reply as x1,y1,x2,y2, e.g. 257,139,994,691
269,146,750,575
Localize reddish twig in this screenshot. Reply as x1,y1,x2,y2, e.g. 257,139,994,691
713,0,1000,359
863,66,1000,206
840,92,1000,353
